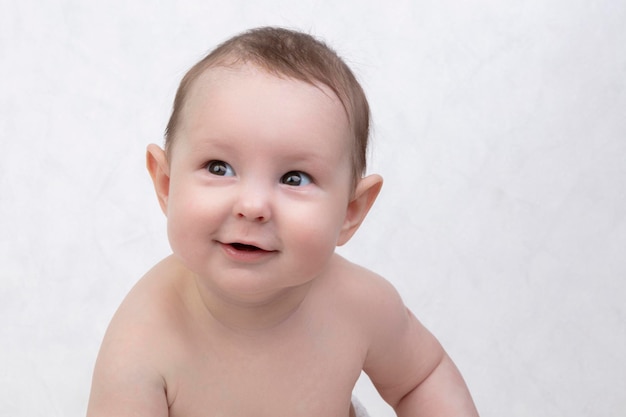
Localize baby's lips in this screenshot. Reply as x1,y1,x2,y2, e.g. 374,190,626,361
229,242,262,251
225,240,277,252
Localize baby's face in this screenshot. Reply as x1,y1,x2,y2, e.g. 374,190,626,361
164,65,355,302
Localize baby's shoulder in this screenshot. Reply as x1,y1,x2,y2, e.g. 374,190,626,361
329,253,401,293
103,256,194,356
322,254,407,322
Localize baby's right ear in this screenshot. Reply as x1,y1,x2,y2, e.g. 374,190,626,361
146,144,170,215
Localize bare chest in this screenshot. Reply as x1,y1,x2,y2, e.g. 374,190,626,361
167,327,364,417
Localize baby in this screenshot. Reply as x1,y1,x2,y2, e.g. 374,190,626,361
87,27,479,417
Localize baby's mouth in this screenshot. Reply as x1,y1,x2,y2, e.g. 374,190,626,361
229,242,263,252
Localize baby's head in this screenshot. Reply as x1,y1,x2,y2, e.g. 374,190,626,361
164,26,370,183
148,27,383,289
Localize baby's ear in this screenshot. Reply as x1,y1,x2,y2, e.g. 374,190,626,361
337,174,383,246
146,144,171,215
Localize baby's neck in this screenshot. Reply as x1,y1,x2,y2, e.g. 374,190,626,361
190,277,314,336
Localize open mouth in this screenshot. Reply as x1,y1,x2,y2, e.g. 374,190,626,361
229,242,263,252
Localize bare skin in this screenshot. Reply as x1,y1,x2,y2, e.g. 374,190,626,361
88,254,475,417
88,256,475,417
87,66,478,417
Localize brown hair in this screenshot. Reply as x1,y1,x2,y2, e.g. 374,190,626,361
164,26,370,180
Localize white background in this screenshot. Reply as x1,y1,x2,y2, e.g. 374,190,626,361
1,1,625,416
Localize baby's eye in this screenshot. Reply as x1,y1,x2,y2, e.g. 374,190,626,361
280,171,312,186
206,160,235,177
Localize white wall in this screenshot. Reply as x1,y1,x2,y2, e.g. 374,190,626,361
1,1,625,416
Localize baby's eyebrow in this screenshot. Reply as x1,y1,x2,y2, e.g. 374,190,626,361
186,135,234,153
276,149,332,167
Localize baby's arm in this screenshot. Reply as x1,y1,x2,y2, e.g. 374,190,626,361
87,339,169,417
361,277,478,416
87,279,170,417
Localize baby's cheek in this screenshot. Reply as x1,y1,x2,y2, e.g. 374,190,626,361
166,203,207,256
292,213,343,255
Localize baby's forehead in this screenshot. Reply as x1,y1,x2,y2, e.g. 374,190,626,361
184,64,348,129
182,64,349,129
189,64,336,102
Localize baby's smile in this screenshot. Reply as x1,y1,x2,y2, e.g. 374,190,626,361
229,242,263,252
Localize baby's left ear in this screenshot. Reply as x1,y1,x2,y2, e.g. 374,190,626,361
337,174,383,246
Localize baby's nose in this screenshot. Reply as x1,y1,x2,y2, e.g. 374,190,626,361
233,184,271,222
